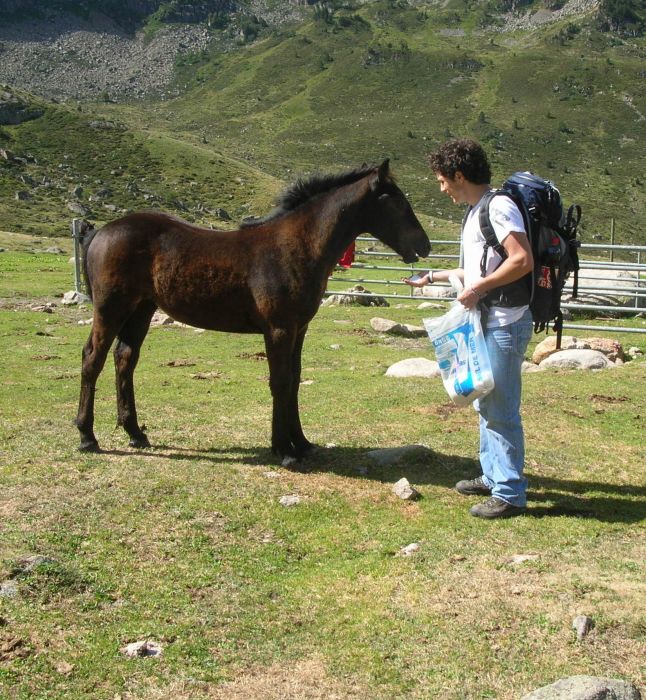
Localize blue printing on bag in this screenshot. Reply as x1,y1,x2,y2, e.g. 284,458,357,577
432,320,484,397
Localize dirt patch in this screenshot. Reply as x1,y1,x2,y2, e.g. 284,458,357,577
589,394,629,403
163,359,196,367
0,635,32,662
412,403,460,418
125,658,370,699
237,351,267,361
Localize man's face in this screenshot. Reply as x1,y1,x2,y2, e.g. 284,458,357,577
436,172,465,204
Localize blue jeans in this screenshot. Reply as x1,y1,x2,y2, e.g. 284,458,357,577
474,308,533,507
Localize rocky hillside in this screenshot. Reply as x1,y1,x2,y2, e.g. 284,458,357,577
0,0,627,102
0,0,310,100
0,14,212,101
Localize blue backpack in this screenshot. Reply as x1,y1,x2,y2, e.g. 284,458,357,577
476,172,581,348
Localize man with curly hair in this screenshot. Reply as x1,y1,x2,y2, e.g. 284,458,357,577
405,139,534,519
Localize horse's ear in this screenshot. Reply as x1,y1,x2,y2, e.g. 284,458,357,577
370,159,390,191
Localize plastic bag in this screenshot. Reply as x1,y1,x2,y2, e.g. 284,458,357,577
423,277,494,407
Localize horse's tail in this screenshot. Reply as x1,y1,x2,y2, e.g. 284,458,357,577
80,224,98,301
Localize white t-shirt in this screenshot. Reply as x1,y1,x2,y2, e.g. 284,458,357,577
462,192,529,328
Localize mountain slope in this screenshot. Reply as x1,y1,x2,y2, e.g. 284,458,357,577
146,2,646,243
0,0,644,245
0,89,280,236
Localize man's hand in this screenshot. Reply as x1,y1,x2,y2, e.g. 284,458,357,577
457,287,482,309
401,273,429,288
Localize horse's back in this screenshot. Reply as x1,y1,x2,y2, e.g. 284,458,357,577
92,212,216,249
84,212,271,330
87,213,230,281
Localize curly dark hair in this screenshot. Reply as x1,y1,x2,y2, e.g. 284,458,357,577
427,138,492,185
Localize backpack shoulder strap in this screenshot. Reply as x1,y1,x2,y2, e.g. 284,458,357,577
564,204,582,237
459,205,472,268
478,189,508,276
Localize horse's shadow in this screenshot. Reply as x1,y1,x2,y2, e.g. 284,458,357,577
96,441,646,525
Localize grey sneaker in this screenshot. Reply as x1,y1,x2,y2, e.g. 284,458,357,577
455,475,491,496
470,496,526,519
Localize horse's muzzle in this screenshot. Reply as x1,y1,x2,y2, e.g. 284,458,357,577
418,238,432,257
402,238,431,263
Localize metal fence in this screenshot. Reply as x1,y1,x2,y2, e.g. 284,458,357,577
326,237,646,337
71,219,85,294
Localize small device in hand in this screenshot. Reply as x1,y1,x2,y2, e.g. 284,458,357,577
407,274,423,283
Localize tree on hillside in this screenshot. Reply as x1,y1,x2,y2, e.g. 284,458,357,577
597,0,645,36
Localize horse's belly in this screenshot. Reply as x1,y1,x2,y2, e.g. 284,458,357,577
157,298,262,333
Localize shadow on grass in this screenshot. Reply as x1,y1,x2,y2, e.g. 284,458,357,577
97,441,646,525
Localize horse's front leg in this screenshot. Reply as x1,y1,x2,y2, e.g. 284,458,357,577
264,327,298,465
288,325,315,458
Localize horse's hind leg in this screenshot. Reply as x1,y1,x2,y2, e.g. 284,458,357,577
113,302,156,448
76,318,119,452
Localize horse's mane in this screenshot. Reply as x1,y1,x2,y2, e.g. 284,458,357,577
241,164,377,228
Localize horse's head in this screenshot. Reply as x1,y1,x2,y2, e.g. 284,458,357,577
365,160,431,263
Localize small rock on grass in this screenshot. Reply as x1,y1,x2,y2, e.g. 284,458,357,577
392,477,421,501
120,640,162,658
56,661,74,675
539,349,612,371
572,615,594,641
62,290,90,306
521,675,640,700
385,357,440,378
0,581,18,599
279,495,301,507
370,317,426,337
397,543,420,557
506,554,540,565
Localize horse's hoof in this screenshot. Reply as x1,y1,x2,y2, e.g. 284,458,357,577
79,440,100,453
281,455,299,468
298,442,318,456
129,435,151,449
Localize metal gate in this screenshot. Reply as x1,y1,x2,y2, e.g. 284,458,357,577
326,237,646,338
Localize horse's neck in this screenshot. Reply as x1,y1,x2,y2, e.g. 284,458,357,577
309,182,369,268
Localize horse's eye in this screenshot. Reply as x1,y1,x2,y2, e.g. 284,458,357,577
378,194,390,201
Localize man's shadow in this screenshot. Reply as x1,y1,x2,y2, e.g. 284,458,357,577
129,441,645,525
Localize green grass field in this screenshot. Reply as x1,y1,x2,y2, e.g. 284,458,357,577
0,239,644,699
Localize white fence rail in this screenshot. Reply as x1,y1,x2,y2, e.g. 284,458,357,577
326,237,646,337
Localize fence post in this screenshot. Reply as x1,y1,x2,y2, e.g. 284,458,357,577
610,218,615,262
71,218,83,293
637,250,643,311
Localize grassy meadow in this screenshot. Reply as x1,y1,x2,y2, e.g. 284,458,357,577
0,236,644,699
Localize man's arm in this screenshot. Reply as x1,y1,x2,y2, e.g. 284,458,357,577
402,268,464,288
457,232,533,309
